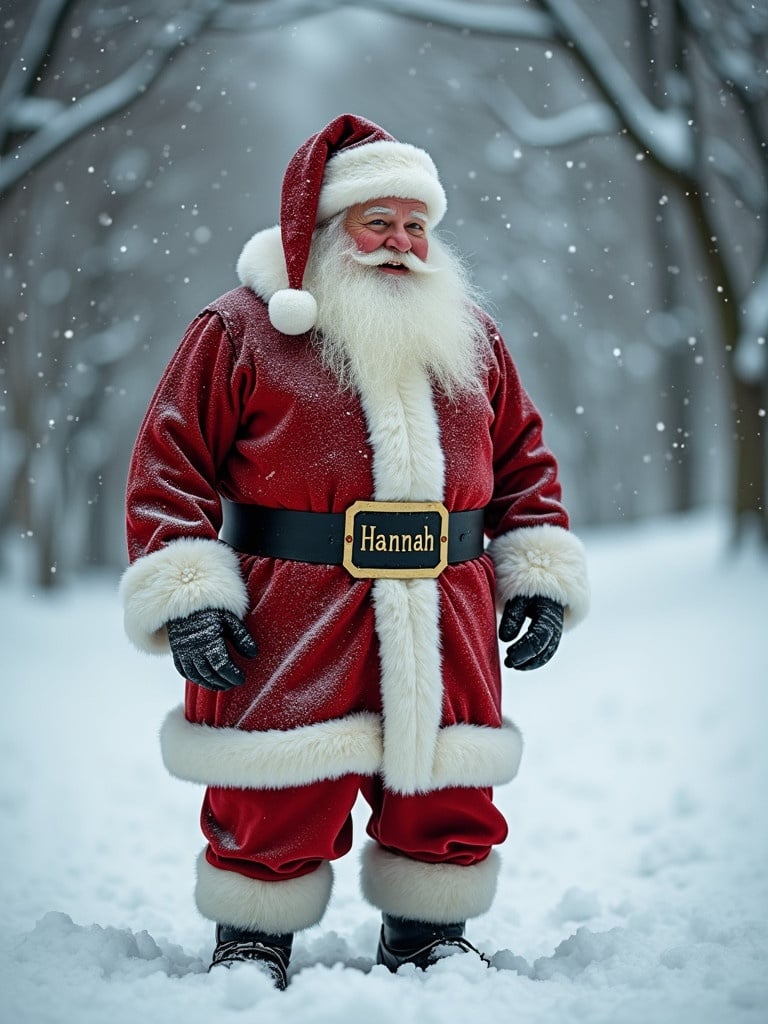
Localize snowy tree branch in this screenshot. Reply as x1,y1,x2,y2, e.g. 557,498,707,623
735,257,768,382
6,97,68,133
674,0,768,212
706,138,767,214
212,0,556,38
677,0,768,97
0,0,73,148
0,3,221,195
479,77,620,148
540,0,695,172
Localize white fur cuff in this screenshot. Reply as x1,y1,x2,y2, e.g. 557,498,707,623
195,851,333,933
119,538,248,654
487,525,589,628
360,842,500,923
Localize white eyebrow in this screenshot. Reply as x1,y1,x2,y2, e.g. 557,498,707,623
362,206,428,223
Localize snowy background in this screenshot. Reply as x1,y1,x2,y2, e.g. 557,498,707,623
2,512,766,1023
3,1,767,588
2,3,767,1021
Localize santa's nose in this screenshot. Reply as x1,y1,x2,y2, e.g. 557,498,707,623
385,230,412,253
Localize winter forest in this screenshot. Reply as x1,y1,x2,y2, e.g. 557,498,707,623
2,0,767,585
1,2,767,1023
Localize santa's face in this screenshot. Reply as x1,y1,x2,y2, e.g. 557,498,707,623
343,197,430,272
305,209,484,399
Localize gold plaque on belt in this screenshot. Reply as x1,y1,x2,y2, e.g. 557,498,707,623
342,501,449,579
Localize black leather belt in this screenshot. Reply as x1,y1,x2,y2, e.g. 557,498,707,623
220,499,485,579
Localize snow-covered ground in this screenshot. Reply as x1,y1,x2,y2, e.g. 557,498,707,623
1,513,766,1023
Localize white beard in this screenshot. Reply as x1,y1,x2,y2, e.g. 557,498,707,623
303,215,486,399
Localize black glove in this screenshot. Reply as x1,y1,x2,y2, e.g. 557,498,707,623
166,608,258,691
499,594,564,671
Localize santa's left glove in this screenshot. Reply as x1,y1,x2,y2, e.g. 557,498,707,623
166,608,258,691
499,594,564,671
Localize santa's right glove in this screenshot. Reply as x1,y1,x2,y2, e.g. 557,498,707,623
166,608,258,691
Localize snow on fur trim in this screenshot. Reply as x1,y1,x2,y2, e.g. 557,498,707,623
195,850,333,933
317,140,447,228
360,842,500,923
487,525,589,628
119,538,248,654
160,705,522,792
161,706,383,788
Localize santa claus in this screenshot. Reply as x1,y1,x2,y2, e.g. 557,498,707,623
120,114,589,989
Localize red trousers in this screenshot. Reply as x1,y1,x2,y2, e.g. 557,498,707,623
202,774,508,881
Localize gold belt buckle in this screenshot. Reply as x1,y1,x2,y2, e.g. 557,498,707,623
342,500,449,579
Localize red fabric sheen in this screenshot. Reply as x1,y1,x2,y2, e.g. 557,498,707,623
203,776,507,882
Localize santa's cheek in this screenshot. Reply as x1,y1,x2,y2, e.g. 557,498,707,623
411,239,429,261
355,232,382,254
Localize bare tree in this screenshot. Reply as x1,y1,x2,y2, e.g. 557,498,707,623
473,0,767,541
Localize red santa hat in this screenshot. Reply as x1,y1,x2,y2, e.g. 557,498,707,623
266,113,448,335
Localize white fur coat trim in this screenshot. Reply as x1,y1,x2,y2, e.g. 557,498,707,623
161,705,383,788
360,841,500,923
236,224,286,304
160,705,523,791
361,373,448,794
432,717,522,788
488,524,590,628
195,850,333,933
372,576,444,794
119,538,248,654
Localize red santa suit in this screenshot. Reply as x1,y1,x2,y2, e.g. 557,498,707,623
120,115,589,937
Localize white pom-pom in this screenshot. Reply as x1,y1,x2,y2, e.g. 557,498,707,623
268,288,318,335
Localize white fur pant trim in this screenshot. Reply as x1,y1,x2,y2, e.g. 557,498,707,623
360,842,500,923
195,851,333,933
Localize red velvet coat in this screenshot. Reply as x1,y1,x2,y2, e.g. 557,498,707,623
121,285,588,796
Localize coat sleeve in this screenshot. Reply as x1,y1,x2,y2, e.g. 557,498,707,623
119,311,252,654
484,326,589,628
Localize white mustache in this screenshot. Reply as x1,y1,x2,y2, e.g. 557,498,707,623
348,247,439,275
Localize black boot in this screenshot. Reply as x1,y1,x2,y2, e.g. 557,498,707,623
209,924,293,990
376,914,488,972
